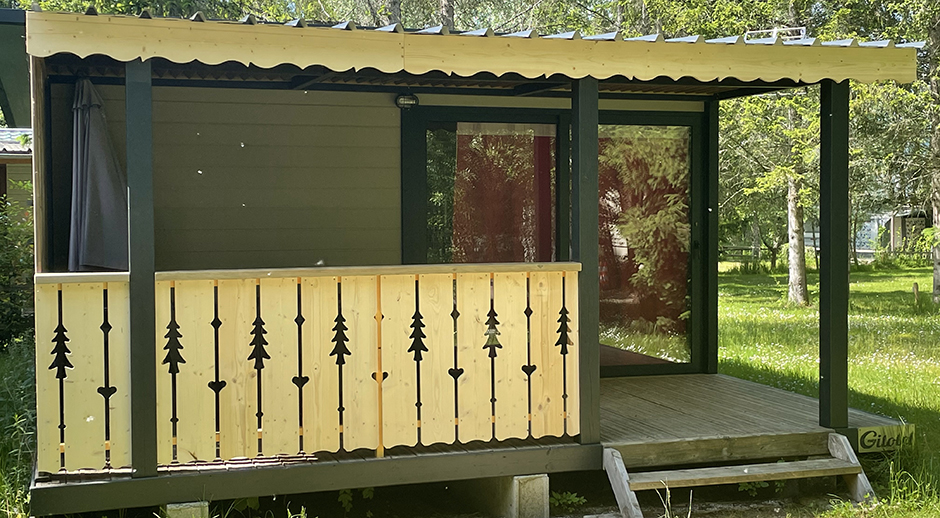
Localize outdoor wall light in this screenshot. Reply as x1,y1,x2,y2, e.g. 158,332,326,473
396,94,419,109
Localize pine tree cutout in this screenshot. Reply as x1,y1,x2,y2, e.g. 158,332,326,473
482,308,502,358
408,309,428,361
555,306,571,355
330,313,352,364
162,318,186,374
247,315,270,369
49,322,73,379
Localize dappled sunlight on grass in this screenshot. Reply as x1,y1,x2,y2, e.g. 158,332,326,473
719,266,940,517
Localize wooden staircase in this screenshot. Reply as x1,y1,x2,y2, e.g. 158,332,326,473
603,433,875,518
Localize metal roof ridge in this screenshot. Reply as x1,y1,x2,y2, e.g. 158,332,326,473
624,34,663,43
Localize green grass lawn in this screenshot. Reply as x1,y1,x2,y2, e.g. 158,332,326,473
718,266,940,517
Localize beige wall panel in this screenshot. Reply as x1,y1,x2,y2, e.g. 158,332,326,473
34,283,60,473
60,283,107,470
151,88,396,108
529,272,565,438
418,273,457,446
564,272,580,436
339,275,379,451
302,276,340,453
156,207,400,231
379,274,418,448
153,124,400,148
156,249,401,272
455,273,492,443
104,281,132,469
259,277,302,456
169,280,218,462
119,86,403,272
151,103,399,127
492,272,529,441
217,278,258,459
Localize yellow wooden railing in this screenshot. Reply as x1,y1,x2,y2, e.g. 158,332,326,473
34,263,580,474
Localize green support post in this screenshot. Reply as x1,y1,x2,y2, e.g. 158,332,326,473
126,58,158,477
572,77,600,443
819,79,850,429
400,107,428,264
705,101,720,374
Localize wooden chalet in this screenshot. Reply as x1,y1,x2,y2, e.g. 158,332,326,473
25,9,918,516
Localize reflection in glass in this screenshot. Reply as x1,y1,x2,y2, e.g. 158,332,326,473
426,123,556,263
598,125,691,365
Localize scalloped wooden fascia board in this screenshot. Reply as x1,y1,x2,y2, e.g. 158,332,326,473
25,11,918,84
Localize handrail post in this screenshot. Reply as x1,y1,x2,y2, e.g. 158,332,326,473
819,79,850,429
571,77,600,443
127,58,158,476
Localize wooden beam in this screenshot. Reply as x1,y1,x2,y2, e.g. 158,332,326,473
571,77,600,444
28,56,48,272
828,433,876,503
126,58,158,477
603,448,644,518
30,443,602,516
819,79,849,429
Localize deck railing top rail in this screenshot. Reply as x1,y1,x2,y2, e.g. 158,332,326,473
35,262,582,285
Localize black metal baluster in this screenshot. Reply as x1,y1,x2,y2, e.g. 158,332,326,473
207,281,226,461
162,283,186,463
408,276,428,444
292,278,309,455
97,284,117,468
330,279,352,451
521,274,536,438
556,274,572,436
483,274,502,441
50,286,72,471
247,280,270,457
448,275,462,442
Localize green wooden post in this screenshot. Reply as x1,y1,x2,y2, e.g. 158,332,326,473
126,58,158,477
400,107,428,264
819,79,850,429
704,101,720,374
572,78,600,443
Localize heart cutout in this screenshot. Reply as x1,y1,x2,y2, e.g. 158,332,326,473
208,380,227,393
97,386,117,398
448,367,464,380
371,371,389,381
521,365,537,376
292,375,310,388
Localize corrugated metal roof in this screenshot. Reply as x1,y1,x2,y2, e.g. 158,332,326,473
0,128,32,155
26,11,922,84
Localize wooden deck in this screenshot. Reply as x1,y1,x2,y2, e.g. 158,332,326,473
601,374,900,469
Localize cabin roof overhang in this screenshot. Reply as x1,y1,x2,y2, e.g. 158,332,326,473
27,11,919,93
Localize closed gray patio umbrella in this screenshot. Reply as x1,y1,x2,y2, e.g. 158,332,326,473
69,78,127,271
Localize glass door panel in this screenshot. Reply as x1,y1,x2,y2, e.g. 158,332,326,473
426,122,556,263
598,125,692,366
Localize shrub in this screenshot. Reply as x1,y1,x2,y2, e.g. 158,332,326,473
0,198,33,351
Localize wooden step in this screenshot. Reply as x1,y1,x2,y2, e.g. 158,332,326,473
628,458,861,491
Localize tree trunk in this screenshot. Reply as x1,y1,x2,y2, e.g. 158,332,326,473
788,173,809,304
930,15,940,303
440,0,454,31
751,214,762,262
388,0,401,25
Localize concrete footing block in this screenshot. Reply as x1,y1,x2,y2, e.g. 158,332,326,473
165,501,209,518
452,474,550,518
